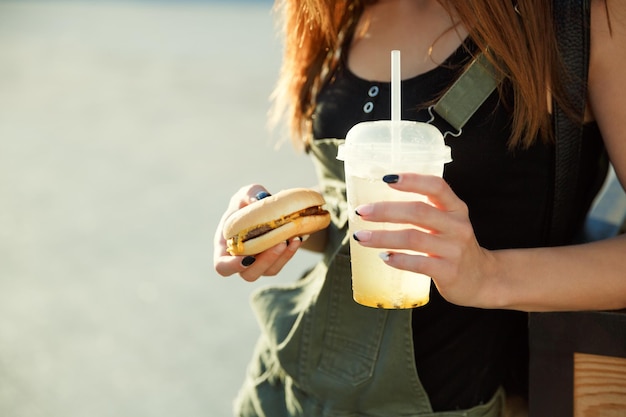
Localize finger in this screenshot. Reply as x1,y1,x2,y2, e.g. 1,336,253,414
382,173,467,213
214,253,257,278
235,185,272,209
216,235,305,280
378,251,442,279
353,228,451,257
239,241,289,282
262,237,304,276
355,200,449,233
215,239,289,281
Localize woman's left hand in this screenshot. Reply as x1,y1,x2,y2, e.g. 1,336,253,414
352,173,499,307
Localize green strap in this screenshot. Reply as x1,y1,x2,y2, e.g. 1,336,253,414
432,52,500,132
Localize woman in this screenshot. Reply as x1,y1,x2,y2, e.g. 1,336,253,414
214,0,626,415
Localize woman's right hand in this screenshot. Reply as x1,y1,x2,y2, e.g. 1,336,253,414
213,184,305,282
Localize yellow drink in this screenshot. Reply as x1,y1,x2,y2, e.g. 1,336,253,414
347,176,432,308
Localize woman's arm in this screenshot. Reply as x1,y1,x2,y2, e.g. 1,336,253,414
490,236,626,311
354,172,626,312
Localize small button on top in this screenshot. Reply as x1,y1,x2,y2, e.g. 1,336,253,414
368,85,379,97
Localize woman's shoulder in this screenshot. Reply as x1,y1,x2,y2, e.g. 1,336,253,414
586,0,626,123
589,0,626,65
587,0,626,185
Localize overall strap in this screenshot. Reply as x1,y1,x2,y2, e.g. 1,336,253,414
549,0,592,245
432,52,501,134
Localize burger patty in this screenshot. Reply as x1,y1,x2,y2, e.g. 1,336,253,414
241,206,328,242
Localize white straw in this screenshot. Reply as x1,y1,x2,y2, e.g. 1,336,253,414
391,50,401,161
391,50,401,122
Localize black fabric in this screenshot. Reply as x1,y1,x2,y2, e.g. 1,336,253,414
312,38,606,411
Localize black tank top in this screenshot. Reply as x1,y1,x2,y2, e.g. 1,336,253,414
312,41,607,410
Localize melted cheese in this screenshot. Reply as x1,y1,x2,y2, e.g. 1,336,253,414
227,206,327,253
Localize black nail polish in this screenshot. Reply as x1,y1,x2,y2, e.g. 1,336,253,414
255,191,271,200
241,256,256,267
383,174,400,184
352,232,361,242
355,209,362,217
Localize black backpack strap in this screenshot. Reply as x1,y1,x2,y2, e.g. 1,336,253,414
549,0,592,245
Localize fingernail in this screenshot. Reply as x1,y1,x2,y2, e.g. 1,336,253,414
288,235,307,246
383,174,400,184
241,256,256,267
255,191,271,200
379,252,391,262
353,230,372,242
272,241,288,254
355,204,372,217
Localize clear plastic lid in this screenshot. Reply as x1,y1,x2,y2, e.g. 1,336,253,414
337,120,451,164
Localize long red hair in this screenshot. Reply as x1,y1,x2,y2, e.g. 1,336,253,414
270,0,580,151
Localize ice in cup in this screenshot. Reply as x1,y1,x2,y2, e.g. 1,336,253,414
337,120,452,308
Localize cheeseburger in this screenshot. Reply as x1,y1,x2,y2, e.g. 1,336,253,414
223,188,331,256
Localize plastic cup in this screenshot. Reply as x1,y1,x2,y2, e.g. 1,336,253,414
337,120,452,308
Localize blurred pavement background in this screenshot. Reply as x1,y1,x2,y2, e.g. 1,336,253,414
0,1,320,416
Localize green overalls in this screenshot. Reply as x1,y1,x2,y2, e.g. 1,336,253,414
234,139,505,417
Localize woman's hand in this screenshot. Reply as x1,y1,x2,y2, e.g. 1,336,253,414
213,184,305,282
351,173,499,307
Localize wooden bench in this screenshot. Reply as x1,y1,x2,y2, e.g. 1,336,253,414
529,310,626,416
